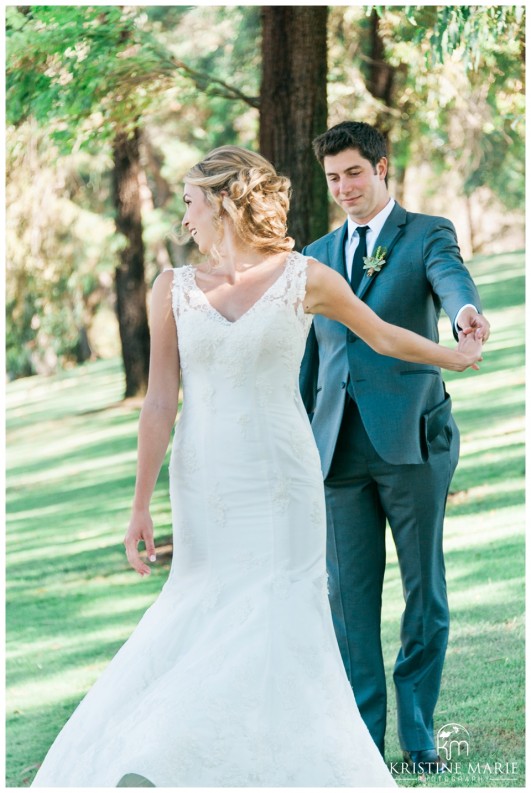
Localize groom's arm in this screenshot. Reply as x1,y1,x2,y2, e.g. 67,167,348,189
422,217,489,341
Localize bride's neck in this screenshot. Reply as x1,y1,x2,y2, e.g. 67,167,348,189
209,230,269,276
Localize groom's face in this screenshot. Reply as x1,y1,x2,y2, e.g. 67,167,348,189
324,148,389,224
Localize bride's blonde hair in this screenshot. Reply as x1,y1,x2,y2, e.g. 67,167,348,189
185,146,294,254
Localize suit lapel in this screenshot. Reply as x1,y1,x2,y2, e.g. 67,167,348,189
356,203,408,301
327,221,349,278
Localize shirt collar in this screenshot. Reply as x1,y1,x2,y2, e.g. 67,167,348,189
347,197,396,241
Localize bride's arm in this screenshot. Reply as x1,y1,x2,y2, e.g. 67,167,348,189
304,258,483,372
124,270,180,577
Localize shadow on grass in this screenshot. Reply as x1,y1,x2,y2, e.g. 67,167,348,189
470,267,524,314
6,359,126,432
7,414,141,481
7,695,92,787
446,484,524,517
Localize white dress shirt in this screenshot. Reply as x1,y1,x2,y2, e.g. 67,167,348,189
343,198,477,330
344,199,395,281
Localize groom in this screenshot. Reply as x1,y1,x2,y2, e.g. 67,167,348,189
300,121,490,770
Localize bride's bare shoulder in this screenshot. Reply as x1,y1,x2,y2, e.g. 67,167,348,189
302,257,351,314
150,268,179,310
304,257,339,286
304,256,326,271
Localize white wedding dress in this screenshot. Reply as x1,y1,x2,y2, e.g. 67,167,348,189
32,252,395,788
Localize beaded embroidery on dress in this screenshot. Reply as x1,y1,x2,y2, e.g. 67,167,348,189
32,252,395,788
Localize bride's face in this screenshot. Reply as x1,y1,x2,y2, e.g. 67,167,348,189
182,183,219,254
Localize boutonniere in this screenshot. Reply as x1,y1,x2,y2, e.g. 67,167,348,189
363,246,387,277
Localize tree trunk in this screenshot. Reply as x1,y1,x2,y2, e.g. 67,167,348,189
260,6,328,249
112,128,150,398
364,10,411,198
366,9,396,141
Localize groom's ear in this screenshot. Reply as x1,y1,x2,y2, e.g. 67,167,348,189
376,157,388,180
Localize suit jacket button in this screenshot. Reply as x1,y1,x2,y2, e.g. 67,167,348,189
341,381,346,389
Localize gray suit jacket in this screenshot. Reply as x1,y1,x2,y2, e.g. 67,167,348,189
300,202,481,476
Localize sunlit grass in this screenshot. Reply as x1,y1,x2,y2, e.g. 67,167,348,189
6,251,525,787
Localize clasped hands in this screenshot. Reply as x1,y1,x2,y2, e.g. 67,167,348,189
456,309,490,371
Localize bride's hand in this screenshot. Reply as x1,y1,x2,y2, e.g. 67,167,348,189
456,328,484,371
124,507,156,576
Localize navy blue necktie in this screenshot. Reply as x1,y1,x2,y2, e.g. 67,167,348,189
350,226,370,291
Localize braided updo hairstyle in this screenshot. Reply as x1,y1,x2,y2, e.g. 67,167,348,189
185,146,294,255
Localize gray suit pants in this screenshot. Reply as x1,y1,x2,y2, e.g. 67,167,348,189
324,396,459,754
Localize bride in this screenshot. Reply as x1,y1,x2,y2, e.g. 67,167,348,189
32,146,482,788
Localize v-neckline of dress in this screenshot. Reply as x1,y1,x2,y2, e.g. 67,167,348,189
191,252,295,325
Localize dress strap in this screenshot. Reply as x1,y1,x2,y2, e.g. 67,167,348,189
171,265,200,321
282,251,309,306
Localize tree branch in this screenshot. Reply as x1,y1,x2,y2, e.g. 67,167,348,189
168,55,260,109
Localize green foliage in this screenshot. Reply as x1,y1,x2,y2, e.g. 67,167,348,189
7,6,171,147
424,5,524,72
6,5,260,152
350,5,525,211
421,6,525,205
6,5,262,379
374,5,525,71
145,4,260,148
6,121,118,379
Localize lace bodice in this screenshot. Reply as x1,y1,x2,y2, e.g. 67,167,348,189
170,252,313,404
171,250,311,325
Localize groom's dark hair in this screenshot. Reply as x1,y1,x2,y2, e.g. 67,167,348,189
312,122,387,171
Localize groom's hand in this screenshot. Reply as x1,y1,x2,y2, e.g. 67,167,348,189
457,308,490,342
457,329,483,370
124,507,156,577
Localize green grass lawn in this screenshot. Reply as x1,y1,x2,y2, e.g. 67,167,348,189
6,250,525,787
